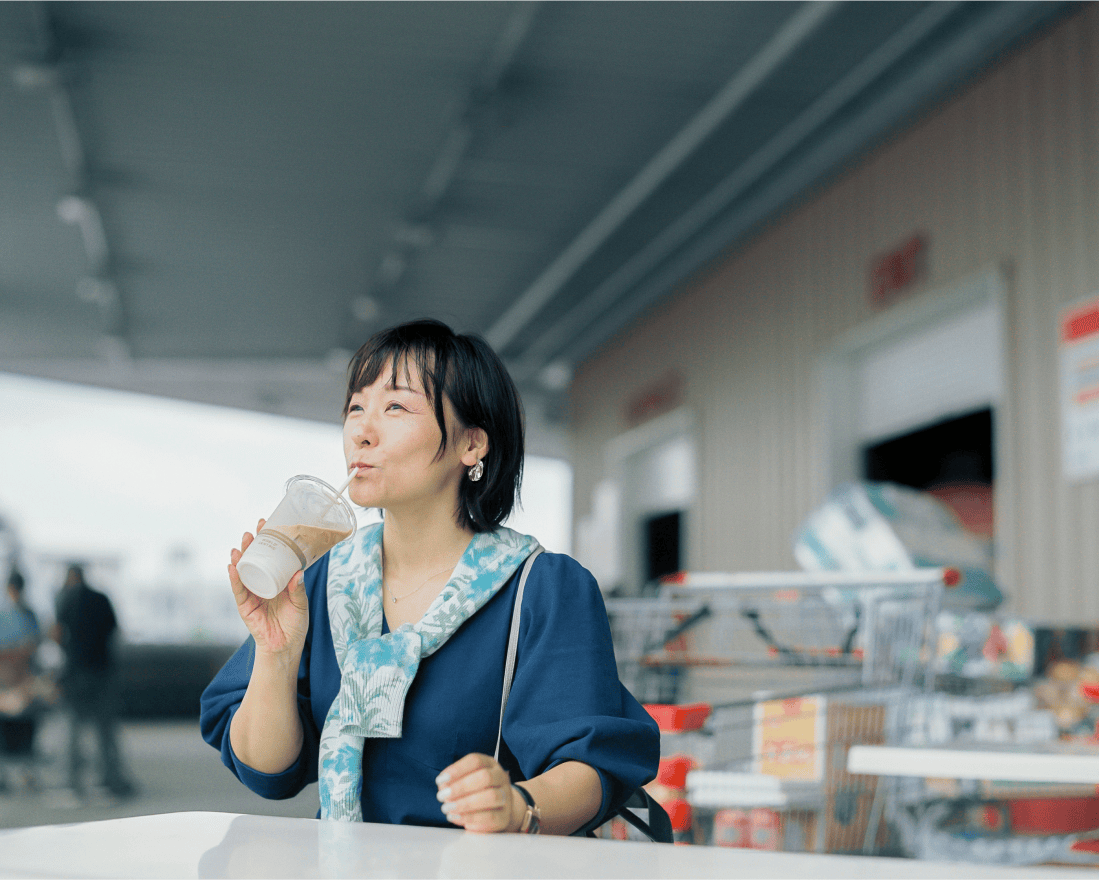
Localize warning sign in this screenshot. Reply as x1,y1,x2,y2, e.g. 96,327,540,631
1061,297,1099,481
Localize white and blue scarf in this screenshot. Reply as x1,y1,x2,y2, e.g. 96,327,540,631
318,521,540,821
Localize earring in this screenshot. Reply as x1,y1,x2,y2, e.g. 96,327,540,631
468,460,484,482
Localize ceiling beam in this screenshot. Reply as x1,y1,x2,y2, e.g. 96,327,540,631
484,0,842,353
362,1,542,317
511,1,963,385
553,0,1071,372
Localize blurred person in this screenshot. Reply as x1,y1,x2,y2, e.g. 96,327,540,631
0,568,43,791
52,563,135,799
202,319,658,835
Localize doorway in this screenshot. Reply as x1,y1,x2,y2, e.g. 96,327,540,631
863,408,994,539
606,408,696,597
822,269,1006,496
644,510,682,584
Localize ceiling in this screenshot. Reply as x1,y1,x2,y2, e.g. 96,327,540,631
0,1,1073,454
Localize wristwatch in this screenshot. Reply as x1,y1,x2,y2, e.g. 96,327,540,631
512,784,541,834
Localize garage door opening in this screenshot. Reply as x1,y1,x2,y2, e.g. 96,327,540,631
862,407,994,539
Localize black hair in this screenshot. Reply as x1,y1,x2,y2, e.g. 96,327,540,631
344,319,524,532
6,567,25,595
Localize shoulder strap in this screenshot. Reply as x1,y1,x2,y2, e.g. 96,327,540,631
494,548,543,761
491,549,671,843
617,790,675,844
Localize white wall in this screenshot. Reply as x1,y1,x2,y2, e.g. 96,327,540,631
570,7,1099,624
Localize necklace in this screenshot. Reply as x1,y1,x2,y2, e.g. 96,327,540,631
386,565,453,604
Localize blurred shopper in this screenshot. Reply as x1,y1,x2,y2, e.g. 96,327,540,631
52,564,135,799
0,568,43,791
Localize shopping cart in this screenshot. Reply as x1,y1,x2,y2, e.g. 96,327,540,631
604,568,951,855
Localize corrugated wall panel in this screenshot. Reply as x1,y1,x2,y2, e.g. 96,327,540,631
571,7,1099,623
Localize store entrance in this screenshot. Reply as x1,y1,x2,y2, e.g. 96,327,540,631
862,407,994,539
644,510,682,584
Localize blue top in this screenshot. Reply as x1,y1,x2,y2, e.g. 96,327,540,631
199,550,659,830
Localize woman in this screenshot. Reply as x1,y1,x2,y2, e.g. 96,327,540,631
0,568,42,790
201,319,659,834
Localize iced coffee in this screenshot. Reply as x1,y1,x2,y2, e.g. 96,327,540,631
237,475,357,599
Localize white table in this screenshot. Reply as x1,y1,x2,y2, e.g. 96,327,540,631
0,811,1087,878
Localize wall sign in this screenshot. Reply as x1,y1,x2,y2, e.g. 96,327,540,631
1061,296,1099,481
625,371,684,428
868,232,927,306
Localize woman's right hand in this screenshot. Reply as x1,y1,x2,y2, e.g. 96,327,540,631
229,519,310,658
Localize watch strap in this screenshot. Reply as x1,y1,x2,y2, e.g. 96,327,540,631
512,783,541,834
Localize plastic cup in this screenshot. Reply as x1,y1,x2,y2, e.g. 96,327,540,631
236,474,357,599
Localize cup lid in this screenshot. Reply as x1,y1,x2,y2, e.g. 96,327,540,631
284,474,358,537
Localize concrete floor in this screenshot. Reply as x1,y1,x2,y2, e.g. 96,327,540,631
0,713,319,829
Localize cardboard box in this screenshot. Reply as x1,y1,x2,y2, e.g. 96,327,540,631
823,702,887,853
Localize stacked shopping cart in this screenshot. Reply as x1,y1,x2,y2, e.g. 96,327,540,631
605,568,949,854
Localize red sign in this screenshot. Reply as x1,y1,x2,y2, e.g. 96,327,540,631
625,371,684,428
868,233,927,305
1062,301,1099,343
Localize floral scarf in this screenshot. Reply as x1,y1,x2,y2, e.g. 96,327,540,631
318,521,540,821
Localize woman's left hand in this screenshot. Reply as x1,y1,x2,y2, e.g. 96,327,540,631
435,753,522,833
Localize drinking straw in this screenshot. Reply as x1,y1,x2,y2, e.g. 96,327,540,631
335,468,357,495
321,468,357,518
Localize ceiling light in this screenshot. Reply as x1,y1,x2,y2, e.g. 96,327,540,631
12,62,60,91
350,295,380,324
378,253,406,286
56,194,91,224
539,361,572,392
57,194,109,271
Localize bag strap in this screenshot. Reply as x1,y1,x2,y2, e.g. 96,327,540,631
492,548,671,843
617,790,674,844
494,548,543,762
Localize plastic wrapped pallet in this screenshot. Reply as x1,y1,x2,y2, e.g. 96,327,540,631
793,481,1003,610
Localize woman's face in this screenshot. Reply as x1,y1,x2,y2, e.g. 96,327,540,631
343,359,480,517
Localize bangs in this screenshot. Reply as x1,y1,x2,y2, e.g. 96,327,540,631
344,325,453,452
349,346,435,401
